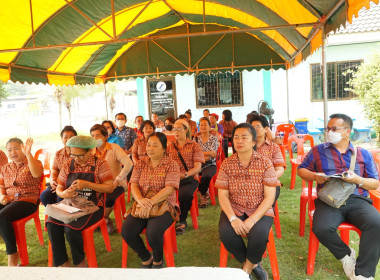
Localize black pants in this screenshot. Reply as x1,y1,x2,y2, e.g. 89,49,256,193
199,165,217,195
105,186,125,208
219,211,273,264
40,186,63,206
46,208,104,266
178,177,199,223
121,212,173,263
313,195,380,278
223,137,233,158
0,201,37,254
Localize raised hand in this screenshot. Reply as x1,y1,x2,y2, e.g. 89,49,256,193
21,138,33,156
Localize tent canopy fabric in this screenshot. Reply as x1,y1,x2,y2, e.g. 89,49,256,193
0,0,377,85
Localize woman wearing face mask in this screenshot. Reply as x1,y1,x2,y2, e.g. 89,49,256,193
166,119,204,234
41,126,77,207
132,120,155,164
102,120,125,149
216,123,278,279
46,136,114,267
0,138,43,266
90,124,133,234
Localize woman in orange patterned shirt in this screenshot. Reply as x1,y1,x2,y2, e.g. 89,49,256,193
166,119,204,234
122,132,180,269
132,120,155,164
215,123,278,279
0,138,43,266
0,150,7,169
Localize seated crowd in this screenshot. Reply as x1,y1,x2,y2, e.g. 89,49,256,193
0,111,379,280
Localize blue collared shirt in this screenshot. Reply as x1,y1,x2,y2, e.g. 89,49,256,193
298,142,379,197
115,126,137,151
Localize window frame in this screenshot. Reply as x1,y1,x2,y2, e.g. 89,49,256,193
194,71,244,108
310,59,363,102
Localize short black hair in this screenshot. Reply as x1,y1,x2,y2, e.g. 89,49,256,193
178,114,187,120
249,115,269,128
185,109,192,117
90,124,108,137
102,120,116,134
222,109,232,122
199,117,211,126
147,132,168,151
232,123,257,141
115,112,127,120
60,125,77,138
203,109,210,113
135,115,143,122
329,113,353,129
6,137,23,147
140,120,156,133
165,116,175,124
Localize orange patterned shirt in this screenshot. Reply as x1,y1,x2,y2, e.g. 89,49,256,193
0,159,43,204
256,139,286,168
167,139,205,173
130,155,180,208
52,147,71,173
57,155,113,186
0,150,8,169
132,138,148,162
215,151,279,216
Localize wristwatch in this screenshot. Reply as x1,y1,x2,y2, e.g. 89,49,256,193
229,215,237,223
358,177,364,188
184,173,188,178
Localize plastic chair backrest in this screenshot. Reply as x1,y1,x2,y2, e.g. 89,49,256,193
288,134,315,160
34,149,51,179
370,149,380,176
276,124,295,146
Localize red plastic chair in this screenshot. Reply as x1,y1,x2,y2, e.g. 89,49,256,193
219,227,280,280
305,180,380,275
12,205,44,266
288,134,314,190
48,218,111,267
113,192,127,233
122,223,177,268
370,149,380,175
176,189,199,230
275,124,295,164
299,180,317,237
34,149,51,191
273,201,282,239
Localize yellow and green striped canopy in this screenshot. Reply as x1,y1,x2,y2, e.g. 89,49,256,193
0,0,377,85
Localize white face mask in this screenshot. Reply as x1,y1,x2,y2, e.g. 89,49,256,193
327,130,344,144
116,120,126,128
95,138,104,147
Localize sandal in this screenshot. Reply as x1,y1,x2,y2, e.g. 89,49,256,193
141,257,153,268
152,261,163,269
175,222,186,235
199,194,209,208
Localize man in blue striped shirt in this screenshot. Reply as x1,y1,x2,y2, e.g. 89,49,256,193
298,113,380,280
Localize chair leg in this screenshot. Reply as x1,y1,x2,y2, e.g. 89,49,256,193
307,229,319,275
340,230,350,246
267,228,280,280
82,229,98,268
122,239,128,268
219,242,228,267
163,227,175,267
209,178,216,206
120,192,127,218
113,197,123,233
14,221,29,266
171,223,178,253
48,241,53,267
33,213,44,245
127,183,131,203
273,202,282,239
299,197,307,237
99,219,112,252
190,196,199,230
290,164,297,190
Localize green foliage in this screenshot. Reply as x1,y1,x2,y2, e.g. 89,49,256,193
0,81,9,106
348,52,380,140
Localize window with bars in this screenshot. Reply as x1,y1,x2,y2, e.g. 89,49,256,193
310,60,362,101
195,71,243,107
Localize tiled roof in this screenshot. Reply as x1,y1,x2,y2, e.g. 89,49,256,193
338,2,380,34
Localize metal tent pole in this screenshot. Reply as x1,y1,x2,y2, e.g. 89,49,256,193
286,68,290,123
321,26,328,138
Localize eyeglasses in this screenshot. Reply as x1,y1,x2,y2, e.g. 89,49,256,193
172,128,185,132
325,126,348,132
69,153,86,159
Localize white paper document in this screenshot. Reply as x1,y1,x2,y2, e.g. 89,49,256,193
54,203,82,213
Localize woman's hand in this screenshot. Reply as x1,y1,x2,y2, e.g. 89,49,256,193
70,179,88,190
179,173,186,180
0,195,11,205
113,175,121,188
62,186,77,198
138,197,153,209
138,205,152,219
231,218,249,236
243,218,256,232
21,138,33,156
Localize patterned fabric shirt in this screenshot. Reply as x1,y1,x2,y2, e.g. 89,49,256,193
298,142,379,196
57,155,113,187
95,142,133,189
167,139,205,173
52,147,71,174
194,135,219,166
215,152,279,216
132,138,148,162
115,126,137,151
130,155,180,208
0,150,8,169
219,120,238,138
0,159,43,204
256,138,286,168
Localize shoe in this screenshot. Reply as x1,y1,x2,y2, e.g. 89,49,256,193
199,193,209,208
141,257,153,269
106,218,115,234
340,247,356,278
152,262,163,269
351,272,374,280
175,222,187,235
251,263,268,280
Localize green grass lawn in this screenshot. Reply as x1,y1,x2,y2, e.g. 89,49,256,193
0,156,379,280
